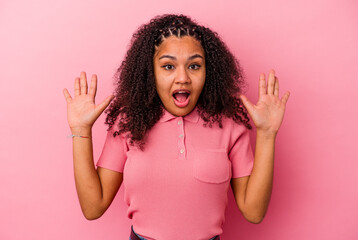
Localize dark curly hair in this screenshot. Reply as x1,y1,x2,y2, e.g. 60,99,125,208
104,13,252,151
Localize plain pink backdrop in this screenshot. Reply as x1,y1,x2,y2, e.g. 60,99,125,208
1,0,357,239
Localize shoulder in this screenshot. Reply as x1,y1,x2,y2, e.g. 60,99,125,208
221,115,247,131
220,115,251,143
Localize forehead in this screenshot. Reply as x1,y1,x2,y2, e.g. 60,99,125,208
154,36,204,58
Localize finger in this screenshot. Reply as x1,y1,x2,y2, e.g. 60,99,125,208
267,69,275,95
274,76,279,97
281,91,290,105
258,73,266,98
74,77,80,97
239,94,254,115
63,88,72,103
89,74,97,98
80,71,88,95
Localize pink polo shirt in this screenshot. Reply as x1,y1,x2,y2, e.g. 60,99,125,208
96,106,254,240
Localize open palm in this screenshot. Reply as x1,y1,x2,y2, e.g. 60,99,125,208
239,69,290,135
63,72,115,130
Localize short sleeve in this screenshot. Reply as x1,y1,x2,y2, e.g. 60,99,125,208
96,121,128,173
228,122,254,178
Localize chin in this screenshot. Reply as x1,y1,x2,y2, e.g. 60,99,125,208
171,104,195,117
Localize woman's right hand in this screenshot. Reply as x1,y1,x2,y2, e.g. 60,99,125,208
63,72,115,132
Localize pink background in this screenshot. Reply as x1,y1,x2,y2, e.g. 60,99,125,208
1,0,357,239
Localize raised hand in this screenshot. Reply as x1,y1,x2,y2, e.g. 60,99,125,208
239,69,290,136
63,72,115,131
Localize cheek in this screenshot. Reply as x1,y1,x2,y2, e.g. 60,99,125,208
195,77,206,95
154,66,164,89
155,77,172,96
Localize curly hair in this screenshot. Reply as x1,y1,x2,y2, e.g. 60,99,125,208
104,13,252,151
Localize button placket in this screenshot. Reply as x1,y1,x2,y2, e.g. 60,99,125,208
177,118,186,159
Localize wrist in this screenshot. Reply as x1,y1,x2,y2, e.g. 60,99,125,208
256,129,277,139
70,127,92,137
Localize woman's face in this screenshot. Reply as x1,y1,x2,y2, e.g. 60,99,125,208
153,35,206,117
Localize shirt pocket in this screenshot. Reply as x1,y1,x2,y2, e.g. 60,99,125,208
193,149,231,184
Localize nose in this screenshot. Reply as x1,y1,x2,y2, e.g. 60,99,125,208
175,66,191,84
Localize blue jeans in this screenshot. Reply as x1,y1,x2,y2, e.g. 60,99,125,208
129,225,220,240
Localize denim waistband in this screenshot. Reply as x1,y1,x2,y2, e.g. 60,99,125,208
129,225,220,240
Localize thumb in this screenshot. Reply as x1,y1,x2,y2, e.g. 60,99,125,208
239,94,254,114
96,95,115,115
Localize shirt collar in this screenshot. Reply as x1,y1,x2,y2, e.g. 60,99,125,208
159,106,200,123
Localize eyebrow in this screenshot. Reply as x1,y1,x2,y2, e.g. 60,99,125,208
158,54,204,61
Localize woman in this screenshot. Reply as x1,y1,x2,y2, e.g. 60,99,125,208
63,14,290,240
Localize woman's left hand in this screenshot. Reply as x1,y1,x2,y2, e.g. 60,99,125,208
239,69,290,136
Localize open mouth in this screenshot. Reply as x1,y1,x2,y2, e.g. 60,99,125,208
173,92,190,102
172,91,191,108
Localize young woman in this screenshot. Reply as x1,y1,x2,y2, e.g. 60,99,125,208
63,14,290,240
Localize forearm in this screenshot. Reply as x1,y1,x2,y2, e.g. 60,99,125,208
244,130,276,222
72,127,104,219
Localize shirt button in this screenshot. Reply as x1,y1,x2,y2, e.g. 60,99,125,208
180,149,185,153
179,134,184,138
178,120,182,125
